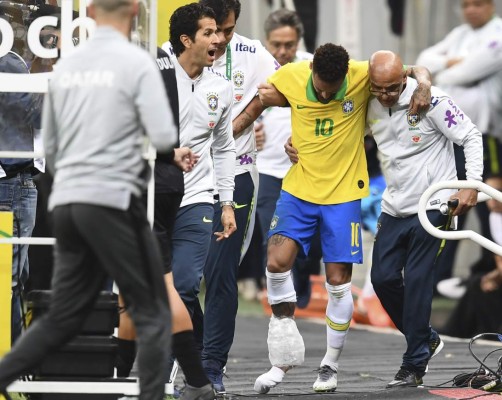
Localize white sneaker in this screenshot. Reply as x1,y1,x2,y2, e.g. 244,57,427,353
313,365,337,392
437,277,466,299
254,366,285,394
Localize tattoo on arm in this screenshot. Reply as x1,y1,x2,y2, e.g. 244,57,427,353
268,234,290,248
233,110,254,138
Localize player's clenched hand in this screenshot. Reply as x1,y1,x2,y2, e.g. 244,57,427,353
284,136,298,164
214,206,237,241
258,83,287,107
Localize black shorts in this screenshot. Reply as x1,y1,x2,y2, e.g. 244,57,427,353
153,192,183,274
483,135,502,179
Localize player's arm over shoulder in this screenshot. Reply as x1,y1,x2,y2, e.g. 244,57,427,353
258,63,296,107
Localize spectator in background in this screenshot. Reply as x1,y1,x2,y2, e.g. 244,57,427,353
416,0,502,290
0,46,43,345
266,0,318,53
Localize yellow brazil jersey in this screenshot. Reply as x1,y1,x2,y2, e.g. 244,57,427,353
269,60,371,204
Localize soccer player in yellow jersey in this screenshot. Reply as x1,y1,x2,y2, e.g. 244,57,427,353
253,43,432,394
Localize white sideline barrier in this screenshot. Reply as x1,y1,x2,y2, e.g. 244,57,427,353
0,237,55,245
0,151,45,159
418,180,502,256
8,380,140,395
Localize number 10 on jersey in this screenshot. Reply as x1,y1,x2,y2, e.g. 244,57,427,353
315,118,334,137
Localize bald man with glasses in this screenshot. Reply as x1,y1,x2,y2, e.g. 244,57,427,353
367,50,483,388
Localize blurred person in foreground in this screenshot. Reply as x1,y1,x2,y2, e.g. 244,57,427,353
0,0,178,398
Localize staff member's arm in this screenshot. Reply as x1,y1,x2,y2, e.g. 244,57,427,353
212,84,237,241
233,95,266,140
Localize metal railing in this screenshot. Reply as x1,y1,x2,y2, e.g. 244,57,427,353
418,180,502,256
0,147,157,246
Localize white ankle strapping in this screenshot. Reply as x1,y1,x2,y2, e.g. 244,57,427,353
266,270,297,305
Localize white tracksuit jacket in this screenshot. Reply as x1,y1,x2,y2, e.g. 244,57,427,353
367,78,483,218
169,53,236,208
416,16,502,140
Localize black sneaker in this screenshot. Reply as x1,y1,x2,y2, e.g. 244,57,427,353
202,361,225,394
180,383,215,400
429,335,444,359
386,368,424,388
425,335,444,372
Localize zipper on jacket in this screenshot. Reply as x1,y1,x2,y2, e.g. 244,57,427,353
388,108,392,116
192,83,194,92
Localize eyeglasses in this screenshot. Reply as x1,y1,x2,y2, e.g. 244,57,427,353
369,82,402,97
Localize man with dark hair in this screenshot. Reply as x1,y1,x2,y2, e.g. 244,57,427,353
182,0,279,394
0,0,177,399
162,3,237,396
256,43,432,394
116,6,219,398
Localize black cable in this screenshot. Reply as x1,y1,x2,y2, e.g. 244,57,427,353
469,333,502,379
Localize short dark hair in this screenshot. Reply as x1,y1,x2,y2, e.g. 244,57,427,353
199,0,241,25
169,3,216,57
264,8,304,41
312,43,349,83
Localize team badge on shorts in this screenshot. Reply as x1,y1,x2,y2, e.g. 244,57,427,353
270,215,279,230
407,112,420,127
207,93,218,111
342,98,354,114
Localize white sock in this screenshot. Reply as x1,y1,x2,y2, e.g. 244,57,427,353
266,270,297,305
323,282,353,368
321,347,341,371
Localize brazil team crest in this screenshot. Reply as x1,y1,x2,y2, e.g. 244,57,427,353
233,70,244,88
342,98,354,115
407,112,420,127
207,93,219,111
270,215,279,230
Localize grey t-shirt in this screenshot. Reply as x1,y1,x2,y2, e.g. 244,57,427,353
43,26,177,211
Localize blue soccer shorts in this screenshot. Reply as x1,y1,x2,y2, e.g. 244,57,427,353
268,190,363,264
